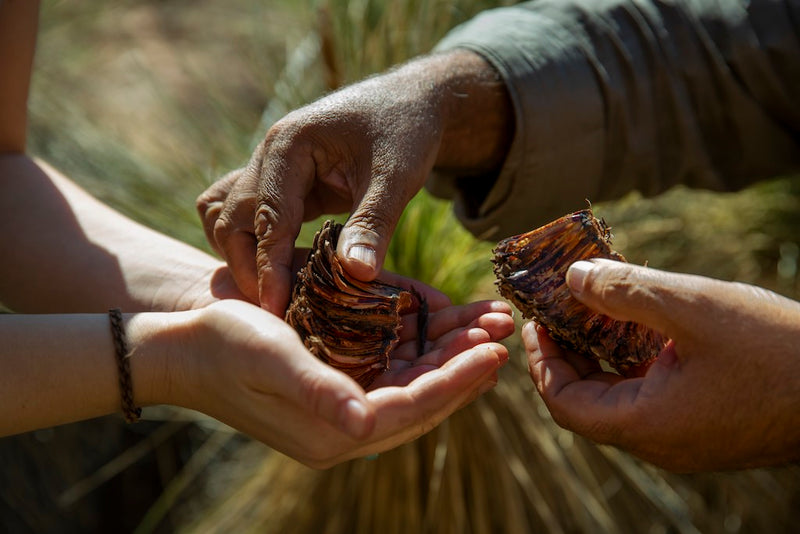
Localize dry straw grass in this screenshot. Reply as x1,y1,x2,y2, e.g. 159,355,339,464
5,1,799,533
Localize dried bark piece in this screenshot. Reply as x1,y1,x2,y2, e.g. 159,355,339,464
492,208,666,375
286,220,417,388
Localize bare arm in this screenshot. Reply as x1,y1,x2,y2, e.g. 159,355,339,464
0,0,234,313
0,311,172,435
0,155,239,313
0,0,38,152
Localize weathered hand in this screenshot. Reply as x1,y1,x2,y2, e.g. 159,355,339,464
165,298,512,468
196,50,513,314
524,258,800,472
196,66,444,313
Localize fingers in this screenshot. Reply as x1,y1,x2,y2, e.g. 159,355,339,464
364,342,505,442
196,168,242,257
376,328,501,386
392,325,491,367
272,337,377,440
378,272,451,311
425,300,514,341
337,171,418,282
253,202,298,314
524,320,689,452
523,321,640,443
253,139,317,314
196,167,262,304
398,300,514,344
565,258,709,339
308,341,503,466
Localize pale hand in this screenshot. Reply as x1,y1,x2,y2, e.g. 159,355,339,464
156,298,513,468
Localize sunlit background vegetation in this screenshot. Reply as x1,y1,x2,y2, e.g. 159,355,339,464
2,0,799,532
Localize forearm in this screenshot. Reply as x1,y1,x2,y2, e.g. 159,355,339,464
412,50,514,176
0,0,38,152
430,0,800,238
0,154,223,313
0,311,181,436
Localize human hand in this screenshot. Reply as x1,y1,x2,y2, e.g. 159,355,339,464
524,258,800,472
197,51,513,313
196,71,444,313
183,249,309,310
156,298,512,468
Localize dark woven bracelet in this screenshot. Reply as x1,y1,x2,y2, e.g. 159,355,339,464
108,308,141,423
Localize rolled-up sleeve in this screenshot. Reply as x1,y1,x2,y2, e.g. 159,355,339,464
428,0,800,240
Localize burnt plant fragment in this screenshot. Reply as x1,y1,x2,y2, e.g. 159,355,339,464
492,208,667,375
286,220,422,388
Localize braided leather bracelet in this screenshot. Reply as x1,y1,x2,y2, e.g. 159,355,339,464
108,308,141,423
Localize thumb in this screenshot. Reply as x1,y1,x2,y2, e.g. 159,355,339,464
565,258,694,339
337,180,407,282
290,356,377,440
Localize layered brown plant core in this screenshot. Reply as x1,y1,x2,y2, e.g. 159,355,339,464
492,209,666,375
286,220,415,388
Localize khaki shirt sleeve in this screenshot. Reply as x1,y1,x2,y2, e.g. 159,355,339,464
427,0,800,240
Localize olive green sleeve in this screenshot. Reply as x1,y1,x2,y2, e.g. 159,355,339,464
427,0,800,239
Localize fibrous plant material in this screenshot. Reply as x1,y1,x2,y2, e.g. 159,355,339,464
492,208,667,375
286,220,418,388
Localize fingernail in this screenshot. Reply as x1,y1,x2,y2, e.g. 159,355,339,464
347,244,377,270
566,260,595,294
340,398,370,439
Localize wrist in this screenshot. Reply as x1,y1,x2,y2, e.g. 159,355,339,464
428,49,514,173
125,310,201,409
142,256,225,312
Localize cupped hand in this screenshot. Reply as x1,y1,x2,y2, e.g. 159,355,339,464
524,258,800,472
196,63,446,313
172,298,513,468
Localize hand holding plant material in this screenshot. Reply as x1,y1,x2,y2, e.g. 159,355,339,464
196,50,513,314
170,298,513,468
524,258,800,472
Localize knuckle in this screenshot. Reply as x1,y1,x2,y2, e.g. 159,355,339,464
348,209,392,237
195,191,215,212
263,114,315,153
298,373,326,415
594,267,636,302
594,266,663,310
196,189,224,217
197,199,223,227
212,216,233,243
196,169,244,208
254,203,282,241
